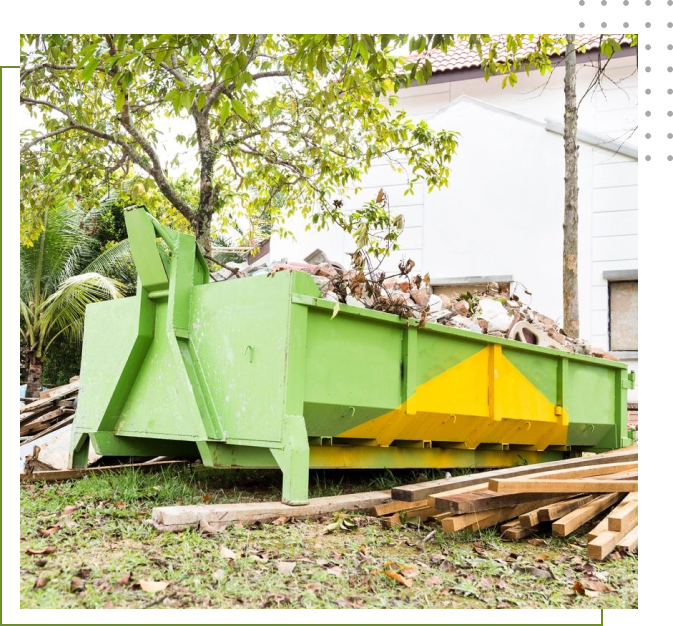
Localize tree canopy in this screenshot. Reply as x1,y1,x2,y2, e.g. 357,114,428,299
21,34,462,253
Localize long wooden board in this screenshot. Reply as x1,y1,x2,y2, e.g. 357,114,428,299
20,459,190,483
551,493,623,537
538,494,595,522
588,516,638,560
441,497,563,532
489,478,637,493
587,517,610,541
153,490,393,528
391,450,638,501
515,461,638,482
607,493,638,531
616,526,638,551
431,490,556,514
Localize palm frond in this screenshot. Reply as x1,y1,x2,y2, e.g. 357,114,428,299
39,272,125,346
82,239,136,285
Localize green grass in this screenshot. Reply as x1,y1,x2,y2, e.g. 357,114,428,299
20,466,638,609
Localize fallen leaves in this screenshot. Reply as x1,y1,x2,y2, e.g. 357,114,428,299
70,577,86,592
212,569,226,581
276,561,296,576
33,577,48,589
323,513,356,534
137,580,171,593
572,579,615,598
271,516,289,526
116,572,132,585
384,570,413,587
25,546,56,556
38,526,60,537
198,519,221,534
63,505,78,516
219,545,238,560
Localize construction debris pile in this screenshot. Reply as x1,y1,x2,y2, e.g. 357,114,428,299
19,376,79,445
217,256,618,361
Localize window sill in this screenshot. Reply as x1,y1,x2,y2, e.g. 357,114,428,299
610,350,673,361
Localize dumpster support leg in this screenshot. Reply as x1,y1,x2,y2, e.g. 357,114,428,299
69,433,90,469
271,414,309,505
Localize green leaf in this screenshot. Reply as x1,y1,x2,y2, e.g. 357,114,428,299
231,99,247,119
114,90,125,112
80,57,98,81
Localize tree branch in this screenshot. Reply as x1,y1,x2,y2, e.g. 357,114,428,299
21,126,76,153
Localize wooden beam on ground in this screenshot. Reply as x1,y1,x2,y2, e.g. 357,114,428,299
489,461,673,493
616,526,638,552
502,524,535,541
552,493,623,537
489,478,637,493
390,449,638,501
607,493,638,531
587,517,610,541
153,490,393,529
20,459,191,483
441,497,563,532
538,495,595,522
370,498,430,516
588,516,638,560
431,490,557,514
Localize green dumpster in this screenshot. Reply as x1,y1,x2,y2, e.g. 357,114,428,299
70,207,634,504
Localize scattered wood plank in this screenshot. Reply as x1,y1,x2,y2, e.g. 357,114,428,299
587,517,610,542
153,490,393,529
20,459,190,483
390,449,638,501
20,407,72,436
19,380,79,414
431,489,556,514
441,497,563,532
587,515,638,560
616,526,638,552
551,493,623,537
370,498,430,516
20,415,75,447
502,524,535,541
607,493,638,531
489,478,637,493
538,495,595,522
489,461,673,493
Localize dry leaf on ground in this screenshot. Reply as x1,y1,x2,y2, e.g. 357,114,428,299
25,546,56,556
138,580,170,593
219,545,238,559
276,561,296,575
384,570,413,587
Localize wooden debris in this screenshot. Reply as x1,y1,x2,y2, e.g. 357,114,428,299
390,449,638,501
153,490,392,530
441,497,563,532
489,477,637,493
431,489,554,514
587,515,638,560
616,526,638,552
607,493,638,531
20,459,191,483
551,493,623,537
537,494,595,522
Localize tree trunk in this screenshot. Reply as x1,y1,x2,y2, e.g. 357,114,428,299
563,34,580,338
25,350,44,400
192,211,213,257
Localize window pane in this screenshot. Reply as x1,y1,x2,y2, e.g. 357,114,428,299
610,281,673,350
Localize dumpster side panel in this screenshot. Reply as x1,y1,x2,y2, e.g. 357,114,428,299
74,296,144,433
190,272,297,444
302,309,404,436
116,301,209,439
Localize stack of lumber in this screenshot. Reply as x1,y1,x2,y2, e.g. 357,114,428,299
20,378,79,445
371,447,638,561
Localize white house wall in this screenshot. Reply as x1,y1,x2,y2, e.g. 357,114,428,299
269,54,638,400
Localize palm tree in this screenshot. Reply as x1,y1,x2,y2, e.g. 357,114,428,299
20,201,133,398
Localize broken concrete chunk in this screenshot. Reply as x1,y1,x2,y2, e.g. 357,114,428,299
411,287,430,308
311,275,330,296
